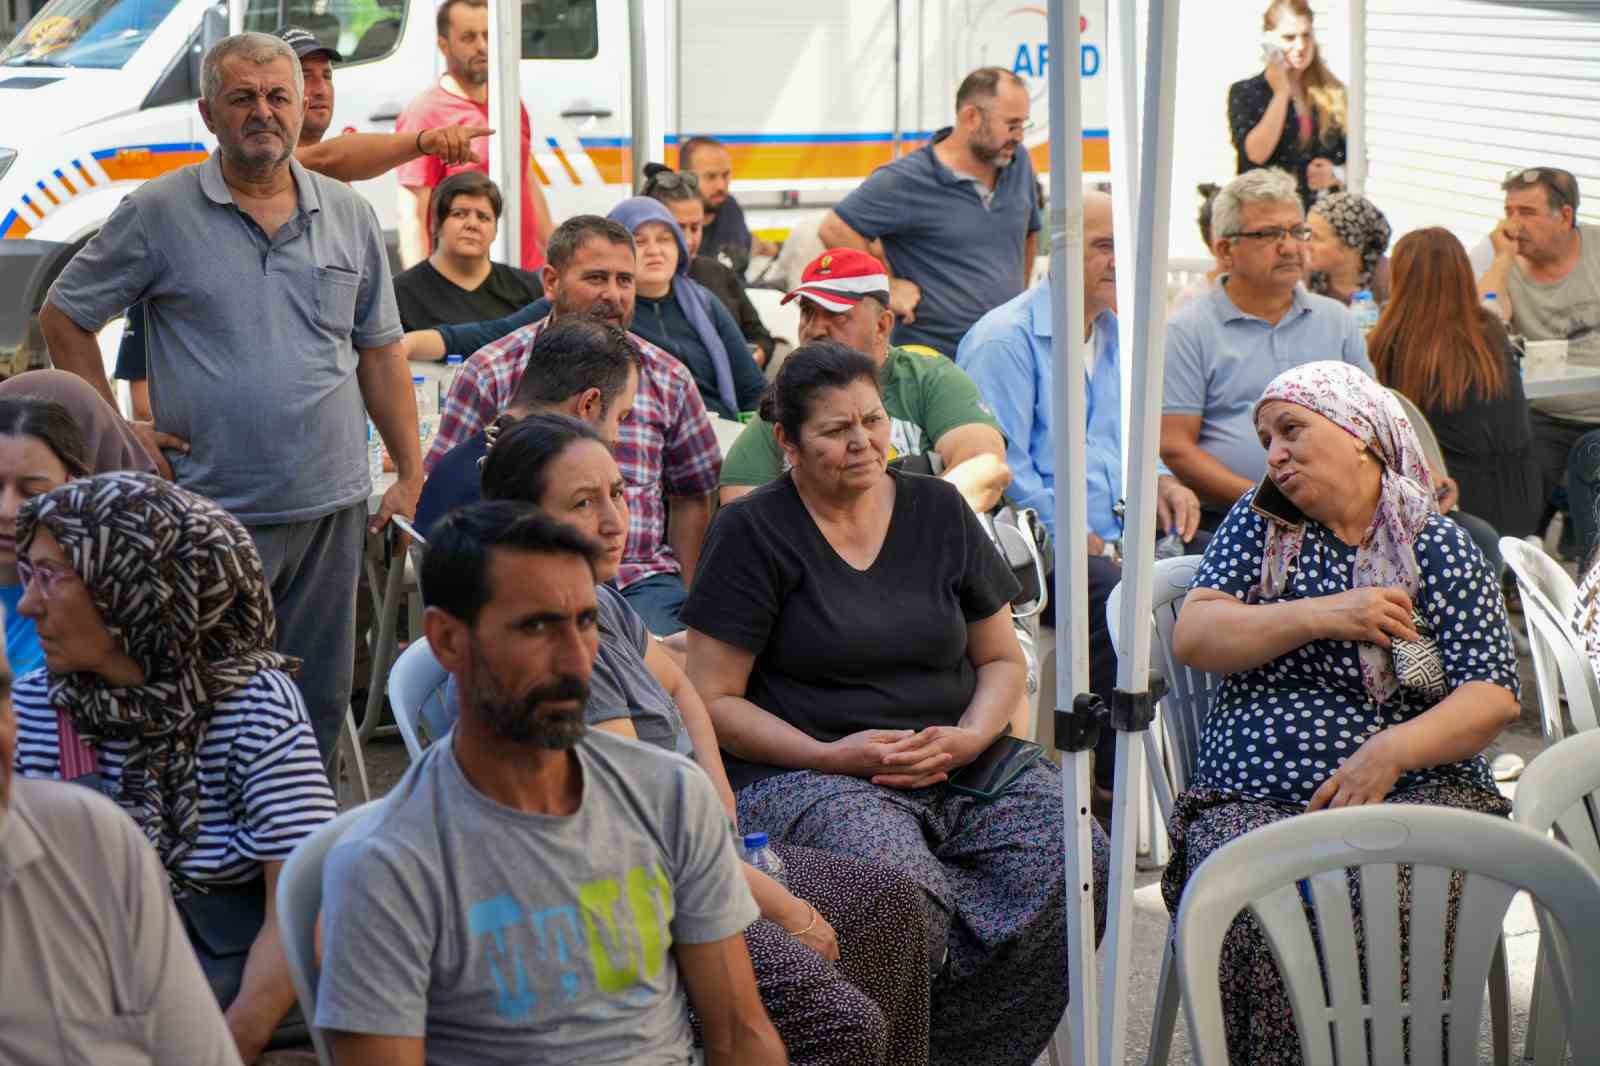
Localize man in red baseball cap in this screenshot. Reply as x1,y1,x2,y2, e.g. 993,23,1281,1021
723,247,1010,517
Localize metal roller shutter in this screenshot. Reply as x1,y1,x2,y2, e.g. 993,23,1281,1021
1361,0,1600,247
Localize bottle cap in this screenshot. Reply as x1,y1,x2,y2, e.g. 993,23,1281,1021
1354,290,1373,302
412,375,426,385
446,354,464,365
742,832,769,850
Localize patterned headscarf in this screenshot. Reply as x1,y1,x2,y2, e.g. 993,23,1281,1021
1253,362,1438,706
15,473,293,891
1308,191,1392,296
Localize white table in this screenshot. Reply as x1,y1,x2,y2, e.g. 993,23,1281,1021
1523,364,1600,400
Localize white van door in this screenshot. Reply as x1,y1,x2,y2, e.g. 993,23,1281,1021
519,0,630,220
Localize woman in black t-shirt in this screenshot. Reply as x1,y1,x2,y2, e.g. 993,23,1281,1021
682,341,1109,1066
1228,0,1347,208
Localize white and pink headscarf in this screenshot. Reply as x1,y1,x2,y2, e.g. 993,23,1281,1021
1252,361,1438,705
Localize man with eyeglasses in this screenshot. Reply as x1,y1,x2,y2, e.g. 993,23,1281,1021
1160,167,1371,528
1479,167,1600,561
818,67,1042,358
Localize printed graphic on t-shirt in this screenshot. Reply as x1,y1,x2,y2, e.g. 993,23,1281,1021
468,861,674,1019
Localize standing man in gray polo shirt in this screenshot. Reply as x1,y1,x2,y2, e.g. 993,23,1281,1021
818,67,1041,357
1160,167,1371,525
39,32,421,764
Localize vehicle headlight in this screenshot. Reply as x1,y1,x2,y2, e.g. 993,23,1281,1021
0,148,15,182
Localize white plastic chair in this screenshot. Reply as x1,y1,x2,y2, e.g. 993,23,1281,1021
1501,537,1600,739
1112,556,1511,1066
276,801,383,1066
1176,805,1600,1066
388,636,451,762
1512,729,1600,1064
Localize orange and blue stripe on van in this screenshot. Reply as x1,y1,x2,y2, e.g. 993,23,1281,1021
2,142,207,240
577,129,1110,186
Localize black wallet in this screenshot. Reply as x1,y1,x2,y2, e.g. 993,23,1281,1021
947,735,1044,800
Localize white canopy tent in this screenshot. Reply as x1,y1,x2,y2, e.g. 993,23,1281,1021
1046,0,1182,1063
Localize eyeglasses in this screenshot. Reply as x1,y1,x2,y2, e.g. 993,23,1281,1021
646,169,699,193
974,104,1035,136
1505,167,1577,209
1226,225,1314,244
15,558,79,598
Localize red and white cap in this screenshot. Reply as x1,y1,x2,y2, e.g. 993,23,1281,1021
781,248,892,313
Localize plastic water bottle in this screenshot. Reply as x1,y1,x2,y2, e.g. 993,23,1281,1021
1350,290,1380,335
439,354,464,409
413,374,437,448
366,418,385,482
742,832,786,886
1481,291,1501,319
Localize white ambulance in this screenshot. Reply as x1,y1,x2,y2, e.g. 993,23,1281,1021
0,0,1116,368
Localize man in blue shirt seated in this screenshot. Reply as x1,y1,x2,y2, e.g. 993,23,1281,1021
1160,167,1373,527
958,190,1200,799
415,315,638,538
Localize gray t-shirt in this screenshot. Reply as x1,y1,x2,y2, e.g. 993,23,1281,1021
316,730,757,1065
1509,223,1600,423
47,154,403,524
834,127,1041,356
589,584,692,755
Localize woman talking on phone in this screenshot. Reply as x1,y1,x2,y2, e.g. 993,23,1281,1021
1228,0,1347,208
1163,361,1519,1066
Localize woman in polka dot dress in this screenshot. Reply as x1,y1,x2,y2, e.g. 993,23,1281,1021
1162,361,1521,1066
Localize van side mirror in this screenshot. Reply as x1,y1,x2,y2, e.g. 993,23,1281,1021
185,3,227,99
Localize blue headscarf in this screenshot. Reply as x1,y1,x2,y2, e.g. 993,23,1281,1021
607,196,739,415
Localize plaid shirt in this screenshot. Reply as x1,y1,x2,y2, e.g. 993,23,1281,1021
426,315,722,588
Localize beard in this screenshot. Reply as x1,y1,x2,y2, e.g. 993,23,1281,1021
970,133,1019,168
222,121,296,173
554,294,630,329
467,642,589,749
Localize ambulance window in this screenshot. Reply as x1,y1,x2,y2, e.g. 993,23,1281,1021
522,0,596,60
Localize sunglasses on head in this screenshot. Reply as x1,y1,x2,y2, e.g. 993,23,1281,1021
646,169,700,193
1506,167,1576,209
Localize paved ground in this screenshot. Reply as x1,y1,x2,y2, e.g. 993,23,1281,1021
349,614,1566,1065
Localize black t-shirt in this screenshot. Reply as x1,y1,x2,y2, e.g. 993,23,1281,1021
392,259,544,333
681,468,1020,789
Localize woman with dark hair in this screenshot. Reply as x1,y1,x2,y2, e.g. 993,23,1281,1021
610,196,767,419
682,341,1106,1066
1229,0,1347,208
643,162,776,365
1368,227,1540,540
0,372,158,676
11,472,337,1064
479,411,930,1066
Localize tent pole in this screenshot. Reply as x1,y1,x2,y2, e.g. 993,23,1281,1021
1045,1,1096,1064
1099,1,1183,1063
486,0,521,265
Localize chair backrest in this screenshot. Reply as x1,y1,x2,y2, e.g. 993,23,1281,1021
1514,729,1600,877
1106,555,1222,792
1387,388,1449,480
1501,537,1600,738
277,801,383,1066
388,637,451,762
1177,805,1600,1066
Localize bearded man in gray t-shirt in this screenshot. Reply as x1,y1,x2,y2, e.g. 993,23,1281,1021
316,502,781,1066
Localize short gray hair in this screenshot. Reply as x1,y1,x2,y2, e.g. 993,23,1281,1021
1210,168,1301,245
201,32,303,106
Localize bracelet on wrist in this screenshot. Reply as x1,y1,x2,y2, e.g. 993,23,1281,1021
415,130,426,156
783,903,819,938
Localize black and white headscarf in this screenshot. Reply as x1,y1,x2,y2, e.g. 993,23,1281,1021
16,472,293,891
1309,191,1392,295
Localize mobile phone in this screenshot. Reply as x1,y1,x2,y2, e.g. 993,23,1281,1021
1250,474,1307,530
1261,41,1286,67
947,735,1044,801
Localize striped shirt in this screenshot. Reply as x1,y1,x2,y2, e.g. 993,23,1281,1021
423,314,723,588
12,667,337,885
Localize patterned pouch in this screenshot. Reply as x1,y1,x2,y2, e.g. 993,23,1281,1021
1392,610,1448,700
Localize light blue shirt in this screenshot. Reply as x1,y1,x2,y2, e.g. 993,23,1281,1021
0,584,43,678
1162,278,1372,487
958,284,1144,541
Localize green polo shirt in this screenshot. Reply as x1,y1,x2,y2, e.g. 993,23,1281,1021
720,345,1002,486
